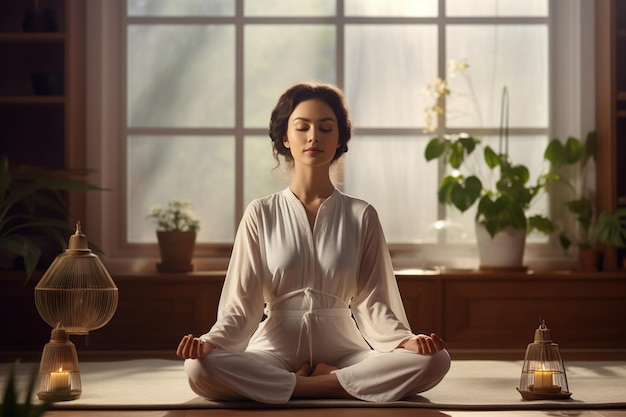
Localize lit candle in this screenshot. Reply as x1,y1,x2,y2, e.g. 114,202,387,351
533,368,554,390
49,368,70,392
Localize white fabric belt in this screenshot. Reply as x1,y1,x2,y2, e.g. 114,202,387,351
266,287,351,365
267,307,351,366
267,308,351,318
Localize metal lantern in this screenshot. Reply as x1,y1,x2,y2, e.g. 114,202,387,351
35,222,118,335
517,320,572,400
37,323,82,401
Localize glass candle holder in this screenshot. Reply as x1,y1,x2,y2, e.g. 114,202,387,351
517,320,571,400
37,323,82,401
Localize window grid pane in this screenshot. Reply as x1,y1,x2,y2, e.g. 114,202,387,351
128,25,235,128
344,24,438,128
124,2,550,247
128,0,235,17
128,136,236,243
244,25,336,128
446,25,548,128
345,0,438,17
446,0,548,17
245,0,336,16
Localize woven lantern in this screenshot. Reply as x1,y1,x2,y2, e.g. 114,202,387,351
517,320,572,400
37,323,82,401
35,222,118,335
34,223,117,401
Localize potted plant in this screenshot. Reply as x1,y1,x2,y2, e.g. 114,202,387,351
595,207,626,269
423,61,578,270
562,202,626,271
549,132,602,270
0,155,103,283
552,132,626,270
560,196,602,270
146,200,200,272
596,208,626,249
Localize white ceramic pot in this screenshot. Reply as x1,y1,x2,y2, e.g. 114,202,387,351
475,223,526,269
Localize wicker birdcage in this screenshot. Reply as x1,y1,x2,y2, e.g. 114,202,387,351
35,222,118,335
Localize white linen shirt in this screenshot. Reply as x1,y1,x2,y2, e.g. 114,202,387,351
201,188,414,365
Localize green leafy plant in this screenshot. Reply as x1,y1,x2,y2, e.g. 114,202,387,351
425,133,568,238
1,361,51,417
146,200,200,232
596,207,626,249
551,131,626,253
423,61,576,238
548,132,597,250
560,196,595,249
0,155,104,282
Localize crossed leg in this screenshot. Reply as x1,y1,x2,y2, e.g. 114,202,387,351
185,348,450,404
291,362,354,400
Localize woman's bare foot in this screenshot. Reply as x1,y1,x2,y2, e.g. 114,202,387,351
292,362,352,399
311,362,338,376
295,363,312,376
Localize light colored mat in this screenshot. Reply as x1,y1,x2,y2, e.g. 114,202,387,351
2,359,625,410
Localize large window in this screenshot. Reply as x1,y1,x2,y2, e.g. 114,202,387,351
86,0,595,270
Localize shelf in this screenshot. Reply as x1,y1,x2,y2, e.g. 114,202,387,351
0,1,70,173
0,32,65,43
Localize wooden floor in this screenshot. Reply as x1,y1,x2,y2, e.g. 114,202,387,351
44,410,626,417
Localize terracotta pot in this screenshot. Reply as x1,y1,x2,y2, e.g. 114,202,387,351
156,231,196,273
578,247,602,272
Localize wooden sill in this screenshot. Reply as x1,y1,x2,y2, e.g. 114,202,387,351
5,268,626,283
108,269,626,280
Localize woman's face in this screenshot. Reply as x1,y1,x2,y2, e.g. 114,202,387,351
283,99,340,169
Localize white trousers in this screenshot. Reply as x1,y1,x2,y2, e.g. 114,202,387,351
184,347,450,404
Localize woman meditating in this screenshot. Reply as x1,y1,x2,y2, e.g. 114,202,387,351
176,82,450,404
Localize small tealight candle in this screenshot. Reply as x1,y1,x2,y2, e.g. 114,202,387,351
534,368,554,391
49,368,70,392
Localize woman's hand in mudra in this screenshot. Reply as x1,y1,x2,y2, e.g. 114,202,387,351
400,333,446,355
176,334,214,359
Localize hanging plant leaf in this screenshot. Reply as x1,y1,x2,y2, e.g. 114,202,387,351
484,146,500,169
424,137,448,161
